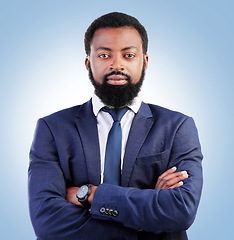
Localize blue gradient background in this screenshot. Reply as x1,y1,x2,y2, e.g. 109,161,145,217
0,0,233,239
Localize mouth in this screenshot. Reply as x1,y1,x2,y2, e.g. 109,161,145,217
106,74,128,85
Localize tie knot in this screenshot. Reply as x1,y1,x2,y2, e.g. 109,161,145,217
103,108,128,122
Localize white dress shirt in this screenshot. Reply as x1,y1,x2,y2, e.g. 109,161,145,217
92,94,142,183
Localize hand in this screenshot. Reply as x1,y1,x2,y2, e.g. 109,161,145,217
155,167,188,190
66,185,98,207
66,187,82,206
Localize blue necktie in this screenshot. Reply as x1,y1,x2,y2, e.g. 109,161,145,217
103,108,128,185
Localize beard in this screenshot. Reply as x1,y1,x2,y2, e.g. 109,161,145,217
88,64,145,108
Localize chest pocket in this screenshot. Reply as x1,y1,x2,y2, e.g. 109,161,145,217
128,150,170,189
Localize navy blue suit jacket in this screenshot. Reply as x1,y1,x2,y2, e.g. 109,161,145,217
28,100,203,240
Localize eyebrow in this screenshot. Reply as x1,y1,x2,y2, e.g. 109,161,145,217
96,46,138,51
96,47,112,51
122,46,138,51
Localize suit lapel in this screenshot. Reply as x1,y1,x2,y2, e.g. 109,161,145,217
75,100,101,185
121,102,154,187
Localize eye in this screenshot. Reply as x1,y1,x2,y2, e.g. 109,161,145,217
98,53,110,59
124,53,135,59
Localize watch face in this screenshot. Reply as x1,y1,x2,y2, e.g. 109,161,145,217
77,185,89,199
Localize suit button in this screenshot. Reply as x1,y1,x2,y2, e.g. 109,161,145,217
112,210,118,217
100,207,105,214
105,208,109,215
108,209,113,216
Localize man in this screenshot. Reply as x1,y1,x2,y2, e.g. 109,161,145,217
28,12,203,240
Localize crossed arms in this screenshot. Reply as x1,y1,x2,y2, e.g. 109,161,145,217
28,115,203,239
66,166,189,207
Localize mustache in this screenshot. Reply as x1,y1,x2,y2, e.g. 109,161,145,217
103,71,131,82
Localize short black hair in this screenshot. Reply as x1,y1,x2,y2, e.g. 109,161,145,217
84,12,148,55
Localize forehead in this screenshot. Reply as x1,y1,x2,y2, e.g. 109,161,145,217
90,27,143,51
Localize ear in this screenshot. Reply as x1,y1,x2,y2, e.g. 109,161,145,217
85,56,90,71
144,54,149,70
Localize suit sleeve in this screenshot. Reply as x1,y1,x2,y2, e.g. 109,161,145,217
28,119,127,239
91,117,203,234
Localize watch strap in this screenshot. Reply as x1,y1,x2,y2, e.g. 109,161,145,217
80,199,91,209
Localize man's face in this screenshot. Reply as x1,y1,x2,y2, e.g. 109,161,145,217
85,27,148,107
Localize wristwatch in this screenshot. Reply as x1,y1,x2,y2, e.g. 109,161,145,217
76,184,91,209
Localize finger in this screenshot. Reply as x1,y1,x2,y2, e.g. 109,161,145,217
155,167,181,189
161,172,188,189
155,167,177,189
159,166,177,178
169,181,184,189
156,171,188,190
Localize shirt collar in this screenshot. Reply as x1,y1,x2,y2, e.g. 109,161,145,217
92,93,142,117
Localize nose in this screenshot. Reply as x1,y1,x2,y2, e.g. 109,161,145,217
109,54,124,71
